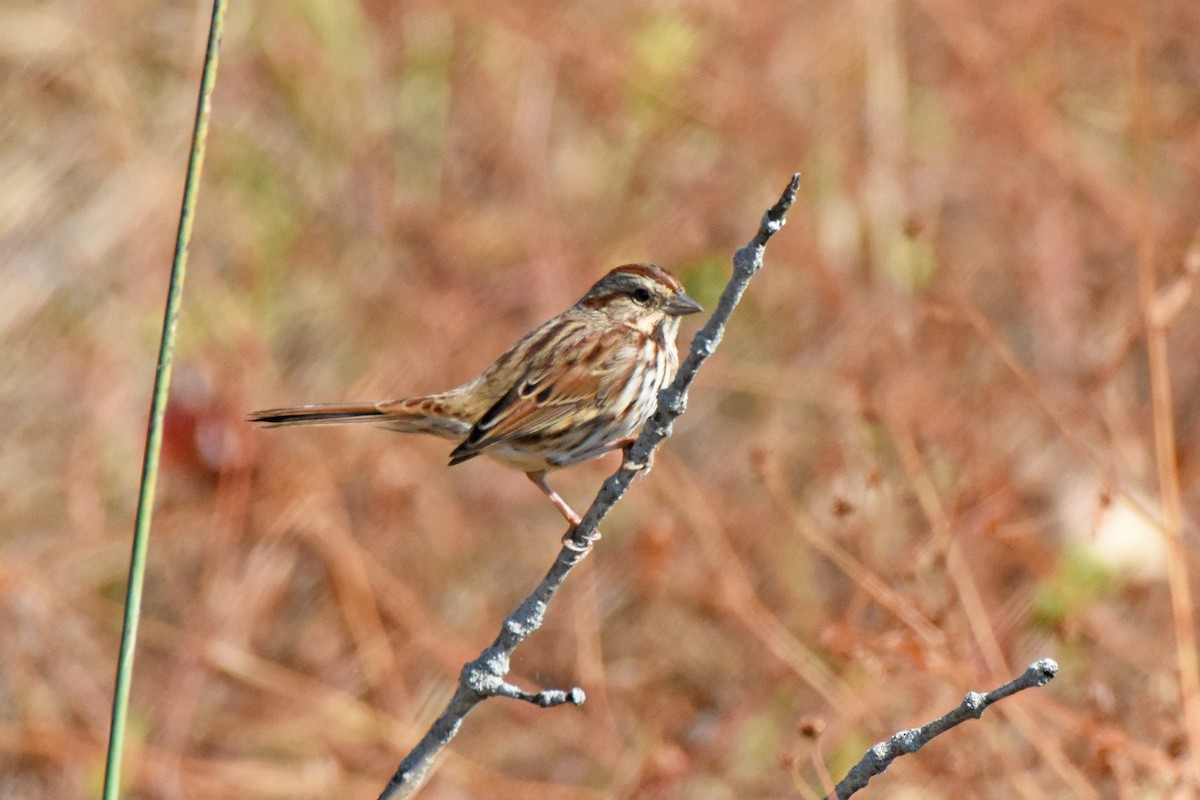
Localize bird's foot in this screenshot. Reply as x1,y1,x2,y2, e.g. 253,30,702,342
619,439,653,475
562,527,601,553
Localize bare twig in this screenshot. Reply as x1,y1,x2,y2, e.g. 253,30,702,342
829,659,1060,799
376,174,800,800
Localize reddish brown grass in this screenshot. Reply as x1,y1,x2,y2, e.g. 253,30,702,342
2,1,1198,797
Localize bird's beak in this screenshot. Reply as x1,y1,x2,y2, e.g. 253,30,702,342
664,291,703,317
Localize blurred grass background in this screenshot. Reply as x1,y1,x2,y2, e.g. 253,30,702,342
3,0,1200,797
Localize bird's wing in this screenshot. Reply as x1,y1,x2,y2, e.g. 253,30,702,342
448,324,642,464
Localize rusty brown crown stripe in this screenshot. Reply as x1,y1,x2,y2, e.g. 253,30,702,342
612,263,683,292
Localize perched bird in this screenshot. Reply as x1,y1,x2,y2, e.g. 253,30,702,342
250,264,702,526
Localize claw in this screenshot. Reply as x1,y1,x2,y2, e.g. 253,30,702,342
619,439,654,475
561,528,601,553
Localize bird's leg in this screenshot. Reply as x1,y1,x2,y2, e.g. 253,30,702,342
617,437,653,474
527,472,602,552
527,471,582,527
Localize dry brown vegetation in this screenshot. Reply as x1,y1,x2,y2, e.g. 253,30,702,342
3,0,1200,798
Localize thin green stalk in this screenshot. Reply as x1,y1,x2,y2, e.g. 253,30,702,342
101,2,228,797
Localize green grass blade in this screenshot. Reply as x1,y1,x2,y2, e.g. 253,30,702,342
101,2,229,797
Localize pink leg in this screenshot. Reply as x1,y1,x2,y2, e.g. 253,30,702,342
527,472,582,527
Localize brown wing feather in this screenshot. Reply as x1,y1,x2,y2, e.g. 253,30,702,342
448,323,639,464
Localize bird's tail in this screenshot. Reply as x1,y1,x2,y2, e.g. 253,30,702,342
248,402,388,427
249,395,474,439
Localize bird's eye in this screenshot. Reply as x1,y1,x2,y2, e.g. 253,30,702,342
632,287,653,305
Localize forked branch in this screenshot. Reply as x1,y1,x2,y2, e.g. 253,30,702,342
376,174,800,800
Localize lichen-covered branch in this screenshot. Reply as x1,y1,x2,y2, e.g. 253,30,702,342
376,174,800,800
829,659,1060,799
